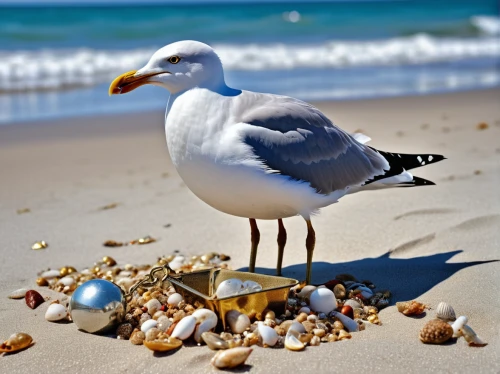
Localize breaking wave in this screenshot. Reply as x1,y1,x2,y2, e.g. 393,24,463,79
1,33,499,93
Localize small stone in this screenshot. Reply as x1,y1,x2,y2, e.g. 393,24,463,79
476,122,489,130
295,312,308,323
145,327,161,342
25,290,45,309
116,323,134,340
130,329,145,345
309,336,321,346
301,321,316,333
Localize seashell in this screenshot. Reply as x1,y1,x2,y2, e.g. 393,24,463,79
436,302,456,322
116,323,134,340
338,329,352,340
313,328,326,338
116,278,135,293
226,310,251,334
451,316,468,338
171,315,196,340
144,336,182,352
298,306,310,314
288,321,306,334
202,332,230,350
140,319,158,333
296,312,308,323
25,290,45,309
310,288,337,314
145,299,162,315
145,327,161,342
341,305,354,320
257,322,279,347
215,279,244,298
36,278,49,287
241,280,262,294
57,277,75,287
419,319,453,344
0,333,33,353
41,269,61,279
167,293,183,307
157,316,172,332
333,284,346,299
460,324,487,347
296,285,317,299
367,314,381,325
211,347,253,369
327,334,338,342
298,333,313,344
329,311,359,332
8,288,28,299
130,330,145,345
396,300,428,316
344,299,362,309
31,241,48,250
284,329,305,351
45,303,68,321
307,314,318,323
192,309,218,343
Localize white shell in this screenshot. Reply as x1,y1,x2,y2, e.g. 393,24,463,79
284,329,305,351
344,299,362,309
45,303,68,321
451,316,468,338
8,288,28,299
168,256,185,271
436,302,456,321
309,288,337,314
226,310,251,334
215,279,244,299
140,319,158,333
145,299,162,315
257,322,279,347
298,306,311,314
171,315,197,340
192,309,218,343
57,277,75,287
330,311,359,332
241,280,262,294
41,270,61,279
460,324,487,347
167,293,183,307
211,347,253,369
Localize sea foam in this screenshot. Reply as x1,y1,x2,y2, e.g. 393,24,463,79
0,34,499,93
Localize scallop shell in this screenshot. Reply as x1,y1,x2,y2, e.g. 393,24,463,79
211,347,253,369
419,319,453,344
257,322,278,347
310,287,337,314
8,288,28,299
0,333,33,353
143,337,182,352
284,329,305,351
435,302,456,322
45,303,68,322
460,324,487,347
226,310,251,334
170,315,196,340
192,308,218,343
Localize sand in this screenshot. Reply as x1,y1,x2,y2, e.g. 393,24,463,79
1,89,499,373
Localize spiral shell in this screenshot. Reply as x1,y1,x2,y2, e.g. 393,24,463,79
435,302,456,322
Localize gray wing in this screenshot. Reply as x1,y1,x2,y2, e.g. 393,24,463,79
240,95,389,194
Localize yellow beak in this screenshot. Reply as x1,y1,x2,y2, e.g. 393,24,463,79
109,70,159,96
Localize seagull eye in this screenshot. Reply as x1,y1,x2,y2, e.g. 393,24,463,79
168,56,181,64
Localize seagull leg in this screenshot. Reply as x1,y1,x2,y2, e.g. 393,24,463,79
305,219,316,284
249,218,260,273
276,218,287,276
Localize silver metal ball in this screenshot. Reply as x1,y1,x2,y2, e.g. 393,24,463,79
69,279,126,334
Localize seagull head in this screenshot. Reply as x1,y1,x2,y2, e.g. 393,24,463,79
109,40,225,96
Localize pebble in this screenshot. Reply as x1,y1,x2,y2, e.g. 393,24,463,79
45,303,68,321
140,319,158,333
25,290,45,309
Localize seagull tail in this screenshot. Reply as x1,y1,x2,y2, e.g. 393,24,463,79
373,149,446,172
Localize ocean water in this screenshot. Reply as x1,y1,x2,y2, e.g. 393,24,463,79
0,0,499,123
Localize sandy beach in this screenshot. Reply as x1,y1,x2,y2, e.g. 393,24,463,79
1,89,499,373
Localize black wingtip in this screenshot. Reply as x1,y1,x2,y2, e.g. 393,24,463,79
413,176,436,186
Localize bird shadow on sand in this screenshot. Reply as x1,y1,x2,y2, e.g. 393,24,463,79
238,250,498,303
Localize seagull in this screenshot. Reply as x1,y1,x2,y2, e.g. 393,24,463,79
109,40,445,284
